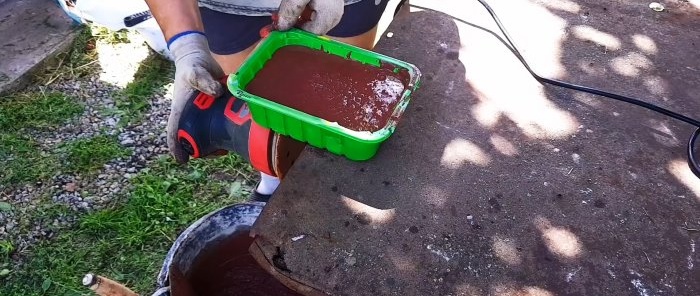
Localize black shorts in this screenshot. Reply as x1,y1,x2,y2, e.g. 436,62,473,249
200,0,390,55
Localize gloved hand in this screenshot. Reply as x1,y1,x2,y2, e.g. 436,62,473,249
167,32,224,164
277,0,344,35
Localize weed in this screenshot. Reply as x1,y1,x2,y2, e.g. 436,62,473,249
92,26,130,44
61,135,131,173
116,52,174,124
1,154,254,295
0,91,84,132
0,241,13,258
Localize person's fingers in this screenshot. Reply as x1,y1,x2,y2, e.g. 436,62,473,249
167,84,195,164
278,0,310,31
187,66,224,97
299,0,344,35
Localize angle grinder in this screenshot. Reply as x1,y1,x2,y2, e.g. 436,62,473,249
176,78,306,179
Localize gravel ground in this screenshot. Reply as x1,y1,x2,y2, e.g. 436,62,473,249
0,31,175,257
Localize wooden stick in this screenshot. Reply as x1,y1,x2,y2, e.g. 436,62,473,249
82,274,138,296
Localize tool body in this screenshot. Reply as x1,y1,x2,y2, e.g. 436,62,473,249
176,83,305,178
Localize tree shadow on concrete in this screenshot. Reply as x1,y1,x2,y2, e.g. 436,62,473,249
252,2,700,295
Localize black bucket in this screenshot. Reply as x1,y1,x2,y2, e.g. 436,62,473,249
150,202,300,296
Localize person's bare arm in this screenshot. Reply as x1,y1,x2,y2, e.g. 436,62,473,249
144,0,203,40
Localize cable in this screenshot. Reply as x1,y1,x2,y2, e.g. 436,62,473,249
408,2,700,178
689,129,700,177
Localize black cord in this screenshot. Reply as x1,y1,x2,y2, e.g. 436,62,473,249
689,129,700,177
408,2,700,178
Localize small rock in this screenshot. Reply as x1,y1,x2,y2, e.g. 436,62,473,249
345,256,357,266
572,153,581,164
120,139,135,146
64,183,77,192
649,2,664,12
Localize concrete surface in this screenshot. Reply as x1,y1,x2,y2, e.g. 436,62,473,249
251,0,700,295
0,0,78,95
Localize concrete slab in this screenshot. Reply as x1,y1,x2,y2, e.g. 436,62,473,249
0,0,78,95
251,0,700,295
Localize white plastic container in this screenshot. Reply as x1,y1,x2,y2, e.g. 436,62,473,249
55,0,172,59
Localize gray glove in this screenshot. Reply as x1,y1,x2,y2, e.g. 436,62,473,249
277,0,344,35
167,32,224,164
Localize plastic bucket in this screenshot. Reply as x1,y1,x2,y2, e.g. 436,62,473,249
150,203,264,296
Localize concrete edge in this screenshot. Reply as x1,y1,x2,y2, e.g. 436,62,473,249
0,27,82,96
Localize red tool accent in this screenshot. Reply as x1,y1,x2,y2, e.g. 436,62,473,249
260,8,313,38
224,97,252,125
260,24,275,38
177,130,201,158
249,122,275,177
193,92,215,110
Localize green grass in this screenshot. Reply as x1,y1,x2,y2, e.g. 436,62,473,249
38,26,98,85
0,91,84,132
116,53,174,124
0,91,83,185
61,135,131,173
92,27,130,45
0,134,59,185
0,241,13,257
1,154,255,295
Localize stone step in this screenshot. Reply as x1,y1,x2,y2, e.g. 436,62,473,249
0,0,79,95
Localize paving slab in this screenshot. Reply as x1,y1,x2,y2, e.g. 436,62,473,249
0,0,78,95
251,0,700,295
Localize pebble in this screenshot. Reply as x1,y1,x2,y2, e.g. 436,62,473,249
649,2,664,12
345,256,357,266
64,183,77,192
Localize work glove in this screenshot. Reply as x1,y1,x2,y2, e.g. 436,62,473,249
277,0,344,35
167,32,224,164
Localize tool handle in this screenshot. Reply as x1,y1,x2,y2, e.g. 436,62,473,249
176,79,278,177
177,88,253,161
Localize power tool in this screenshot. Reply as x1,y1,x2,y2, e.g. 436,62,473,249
176,79,306,179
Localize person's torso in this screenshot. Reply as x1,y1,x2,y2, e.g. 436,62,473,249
199,0,364,16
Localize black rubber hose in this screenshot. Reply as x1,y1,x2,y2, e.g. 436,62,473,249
689,128,700,177
408,2,700,178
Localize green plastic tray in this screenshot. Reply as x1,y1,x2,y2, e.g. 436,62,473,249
227,28,421,161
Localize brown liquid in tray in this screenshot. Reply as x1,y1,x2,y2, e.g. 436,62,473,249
246,45,409,132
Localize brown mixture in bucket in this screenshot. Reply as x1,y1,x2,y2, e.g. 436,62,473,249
170,232,300,296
